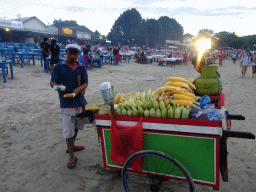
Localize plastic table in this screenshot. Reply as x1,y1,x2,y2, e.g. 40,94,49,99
90,57,102,70
4,52,43,68
103,55,115,65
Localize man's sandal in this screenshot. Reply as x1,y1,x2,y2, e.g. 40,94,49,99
67,157,78,169
66,146,85,153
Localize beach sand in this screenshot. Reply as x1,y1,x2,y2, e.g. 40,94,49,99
0,58,255,192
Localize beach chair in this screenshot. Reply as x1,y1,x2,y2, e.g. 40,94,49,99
136,55,148,64
157,56,164,66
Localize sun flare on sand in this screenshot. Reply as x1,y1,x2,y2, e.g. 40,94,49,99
196,39,211,71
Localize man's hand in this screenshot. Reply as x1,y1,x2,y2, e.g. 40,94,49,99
73,84,87,96
50,82,65,92
73,87,81,96
50,81,57,88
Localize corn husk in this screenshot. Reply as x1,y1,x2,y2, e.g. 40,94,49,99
144,109,150,117
150,108,156,117
162,108,167,118
145,89,152,101
156,109,162,118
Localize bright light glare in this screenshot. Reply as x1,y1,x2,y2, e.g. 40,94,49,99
195,39,211,72
5,28,9,31
197,39,211,58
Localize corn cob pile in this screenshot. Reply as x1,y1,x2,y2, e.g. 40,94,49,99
114,92,136,104
153,77,200,109
111,76,201,119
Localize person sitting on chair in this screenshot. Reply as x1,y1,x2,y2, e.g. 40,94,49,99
139,52,146,63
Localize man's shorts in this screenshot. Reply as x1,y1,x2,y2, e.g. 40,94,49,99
61,107,84,139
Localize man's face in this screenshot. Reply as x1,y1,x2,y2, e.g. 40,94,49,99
66,49,79,64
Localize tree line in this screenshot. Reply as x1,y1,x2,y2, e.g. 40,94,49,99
107,8,184,47
192,28,256,51
50,10,256,50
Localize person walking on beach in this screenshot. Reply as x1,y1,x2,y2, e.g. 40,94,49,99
49,39,60,74
232,52,237,63
183,50,188,65
40,38,50,70
240,50,251,78
218,52,224,67
50,43,88,169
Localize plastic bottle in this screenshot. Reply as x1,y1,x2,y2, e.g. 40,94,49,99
53,85,66,91
221,106,229,115
207,110,218,121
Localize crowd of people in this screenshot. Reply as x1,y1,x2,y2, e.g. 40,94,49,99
211,50,256,78
40,37,256,79
40,39,123,72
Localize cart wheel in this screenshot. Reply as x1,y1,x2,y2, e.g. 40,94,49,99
122,150,195,192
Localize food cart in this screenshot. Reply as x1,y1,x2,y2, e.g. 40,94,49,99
71,67,254,191
93,105,254,191
76,85,254,192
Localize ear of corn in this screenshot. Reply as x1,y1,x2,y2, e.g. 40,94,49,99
165,81,190,89
64,93,75,98
114,93,121,104
163,86,183,94
166,77,185,82
171,100,200,109
96,102,104,107
183,80,196,90
87,106,100,111
169,86,190,93
173,94,194,102
140,91,146,101
187,81,196,90
145,89,152,101
189,78,195,83
179,92,197,100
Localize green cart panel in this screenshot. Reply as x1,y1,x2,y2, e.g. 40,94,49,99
103,129,216,184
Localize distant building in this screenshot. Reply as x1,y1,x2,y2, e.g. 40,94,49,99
0,16,58,43
183,33,194,47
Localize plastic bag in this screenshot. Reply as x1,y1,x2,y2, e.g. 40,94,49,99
110,115,143,171
191,104,224,121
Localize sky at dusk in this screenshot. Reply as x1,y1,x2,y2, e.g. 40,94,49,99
1,0,256,37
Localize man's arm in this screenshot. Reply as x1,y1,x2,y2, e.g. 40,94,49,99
50,81,58,88
73,83,87,96
50,65,61,88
